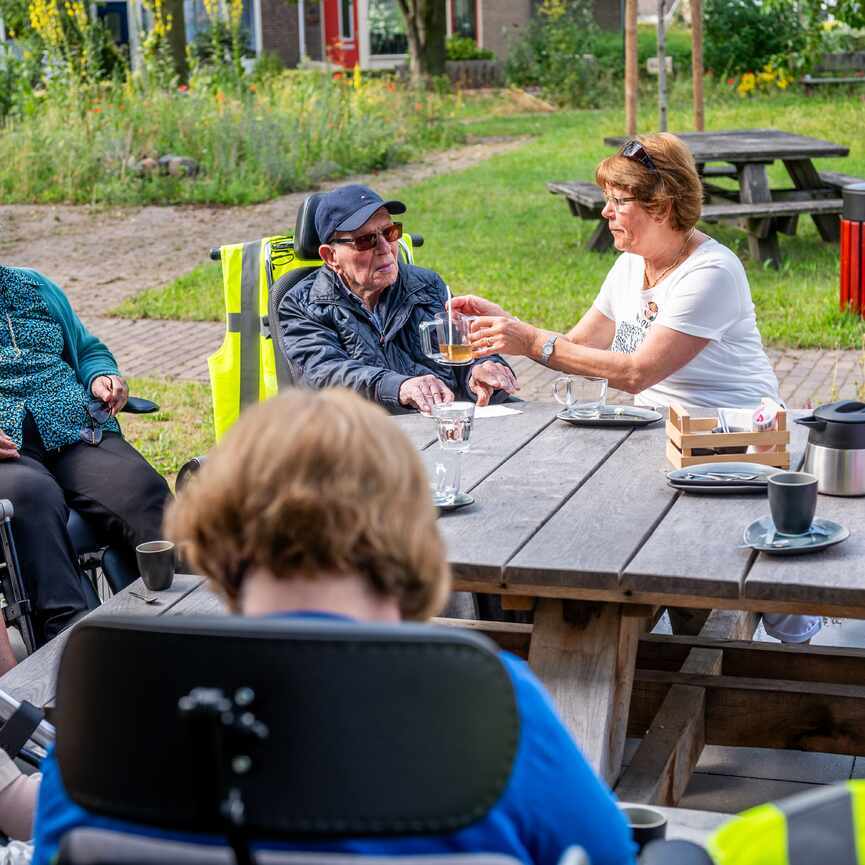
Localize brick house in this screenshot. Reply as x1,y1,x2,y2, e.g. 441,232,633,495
87,0,624,72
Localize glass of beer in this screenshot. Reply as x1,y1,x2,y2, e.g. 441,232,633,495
419,311,476,366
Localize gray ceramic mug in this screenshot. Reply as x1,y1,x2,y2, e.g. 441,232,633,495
135,540,176,592
619,805,667,852
768,471,818,535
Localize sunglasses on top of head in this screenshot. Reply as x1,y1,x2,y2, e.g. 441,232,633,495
80,398,111,446
621,140,658,174
329,222,403,252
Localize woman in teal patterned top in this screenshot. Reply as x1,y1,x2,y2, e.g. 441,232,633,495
0,265,171,644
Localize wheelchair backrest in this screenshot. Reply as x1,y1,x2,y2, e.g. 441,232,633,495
208,194,417,441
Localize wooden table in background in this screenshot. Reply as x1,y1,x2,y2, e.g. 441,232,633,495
604,129,852,267
4,401,865,806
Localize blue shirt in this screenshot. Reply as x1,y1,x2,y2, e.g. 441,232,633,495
0,266,119,450
32,615,635,865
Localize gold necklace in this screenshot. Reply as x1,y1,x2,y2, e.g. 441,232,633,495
644,229,695,290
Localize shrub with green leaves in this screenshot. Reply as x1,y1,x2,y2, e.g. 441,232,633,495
505,0,612,108
704,0,804,76
446,35,494,61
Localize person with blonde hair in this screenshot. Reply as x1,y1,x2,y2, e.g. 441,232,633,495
32,389,635,865
451,132,780,410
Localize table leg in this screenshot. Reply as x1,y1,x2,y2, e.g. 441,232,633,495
587,219,614,252
736,162,781,268
783,158,840,243
528,598,642,786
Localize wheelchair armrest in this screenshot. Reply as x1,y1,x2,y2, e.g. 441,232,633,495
176,456,207,491
410,233,424,248
640,839,714,864
122,397,160,414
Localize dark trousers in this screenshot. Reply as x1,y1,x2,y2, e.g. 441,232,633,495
0,415,171,645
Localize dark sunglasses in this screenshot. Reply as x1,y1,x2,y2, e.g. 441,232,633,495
621,140,658,174
329,222,403,252
80,399,111,446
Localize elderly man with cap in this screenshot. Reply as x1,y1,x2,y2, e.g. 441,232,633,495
277,184,518,413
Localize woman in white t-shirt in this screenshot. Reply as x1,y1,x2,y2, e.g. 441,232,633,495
450,132,780,410
451,133,819,645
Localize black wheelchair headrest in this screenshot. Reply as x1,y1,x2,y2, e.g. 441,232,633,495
294,193,325,260
55,617,519,839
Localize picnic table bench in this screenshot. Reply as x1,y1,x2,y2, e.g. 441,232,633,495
802,51,865,95
4,402,865,812
551,129,857,268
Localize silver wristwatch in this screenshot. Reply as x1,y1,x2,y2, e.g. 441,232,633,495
539,334,558,366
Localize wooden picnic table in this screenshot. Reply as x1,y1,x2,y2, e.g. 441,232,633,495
3,400,865,807
552,129,854,268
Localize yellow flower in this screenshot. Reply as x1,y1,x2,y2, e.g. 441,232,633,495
736,72,756,96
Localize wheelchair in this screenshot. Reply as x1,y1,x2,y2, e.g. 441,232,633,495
174,194,424,485
0,396,159,655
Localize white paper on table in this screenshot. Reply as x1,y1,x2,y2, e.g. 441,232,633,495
473,405,524,418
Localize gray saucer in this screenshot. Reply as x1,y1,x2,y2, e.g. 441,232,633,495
436,492,475,513
556,406,663,428
742,516,849,555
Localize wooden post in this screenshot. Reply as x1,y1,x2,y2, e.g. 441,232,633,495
625,0,638,136
690,0,704,131
657,0,668,132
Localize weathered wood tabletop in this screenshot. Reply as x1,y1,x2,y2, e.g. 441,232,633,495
3,400,863,794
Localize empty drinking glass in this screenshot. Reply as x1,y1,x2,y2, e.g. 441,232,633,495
553,376,608,419
431,449,462,506
432,401,475,452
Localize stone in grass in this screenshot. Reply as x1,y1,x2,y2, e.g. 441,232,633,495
157,154,200,178
308,159,342,184
127,156,160,176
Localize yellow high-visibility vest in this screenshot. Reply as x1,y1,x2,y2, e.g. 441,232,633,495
708,780,865,865
208,234,416,441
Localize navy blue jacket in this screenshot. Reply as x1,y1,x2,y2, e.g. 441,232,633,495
277,263,511,411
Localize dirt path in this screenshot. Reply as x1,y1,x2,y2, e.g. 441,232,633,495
0,136,527,316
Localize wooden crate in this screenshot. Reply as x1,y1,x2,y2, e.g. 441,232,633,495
666,403,790,469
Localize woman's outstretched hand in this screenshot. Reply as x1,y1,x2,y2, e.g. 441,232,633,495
469,316,539,359
447,294,508,318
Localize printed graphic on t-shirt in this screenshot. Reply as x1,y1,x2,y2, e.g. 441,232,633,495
612,289,660,354
611,319,646,354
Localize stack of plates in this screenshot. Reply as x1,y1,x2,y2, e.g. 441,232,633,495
666,462,781,494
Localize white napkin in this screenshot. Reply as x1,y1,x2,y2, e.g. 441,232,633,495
473,405,523,418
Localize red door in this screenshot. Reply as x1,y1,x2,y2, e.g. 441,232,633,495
323,0,359,68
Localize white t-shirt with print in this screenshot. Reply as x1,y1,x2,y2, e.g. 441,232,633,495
592,238,780,408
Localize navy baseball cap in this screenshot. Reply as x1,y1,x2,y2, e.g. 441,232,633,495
315,184,406,243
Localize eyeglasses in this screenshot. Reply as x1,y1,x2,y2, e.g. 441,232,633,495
80,399,111,446
329,222,403,252
621,140,658,173
603,194,638,211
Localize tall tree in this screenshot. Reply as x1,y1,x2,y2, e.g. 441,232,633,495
395,0,446,85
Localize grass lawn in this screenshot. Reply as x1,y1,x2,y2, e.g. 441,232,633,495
114,88,865,349
123,377,213,487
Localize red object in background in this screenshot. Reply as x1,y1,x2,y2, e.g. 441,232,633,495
323,0,359,68
840,183,865,318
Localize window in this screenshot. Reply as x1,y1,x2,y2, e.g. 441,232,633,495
340,0,355,40
452,0,476,39
369,0,407,55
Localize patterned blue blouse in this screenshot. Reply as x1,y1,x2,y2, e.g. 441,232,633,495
0,266,119,451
